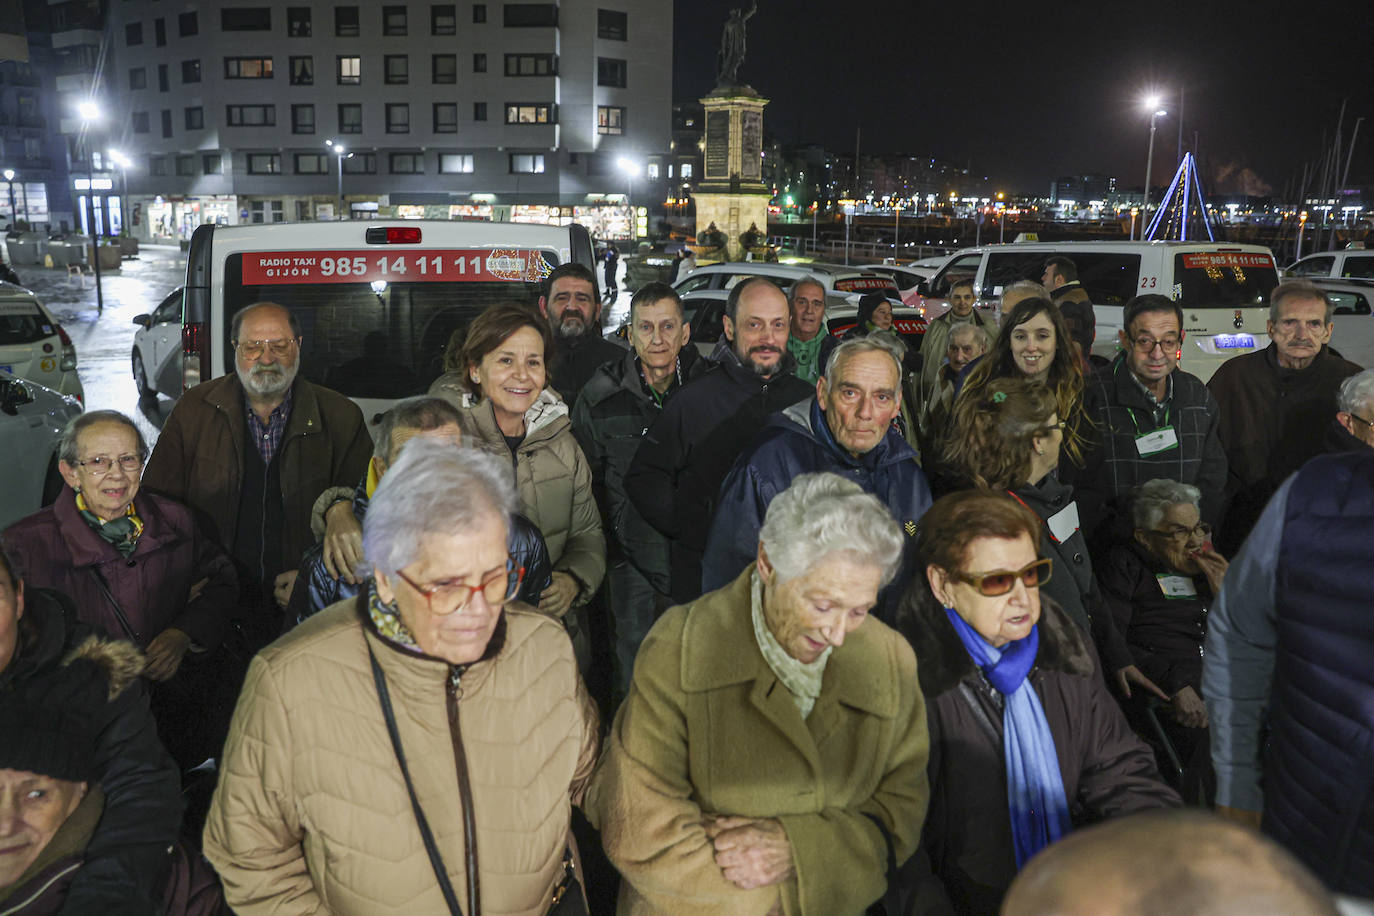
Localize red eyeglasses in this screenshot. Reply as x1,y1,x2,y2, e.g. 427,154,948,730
392,557,526,614
953,558,1053,597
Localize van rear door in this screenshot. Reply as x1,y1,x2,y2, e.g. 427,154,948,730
1170,249,1277,380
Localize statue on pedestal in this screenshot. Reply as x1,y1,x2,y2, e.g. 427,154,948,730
716,0,758,87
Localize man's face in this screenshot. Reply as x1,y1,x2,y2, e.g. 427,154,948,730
789,282,826,342
1120,310,1182,387
946,329,985,373
541,277,600,340
723,282,789,377
630,299,689,373
819,349,902,457
0,768,87,887
1041,265,1064,290
948,285,976,318
1268,296,1332,368
234,306,300,399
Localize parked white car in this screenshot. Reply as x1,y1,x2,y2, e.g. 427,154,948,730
0,282,84,402
132,286,185,400
0,370,82,530
1286,246,1374,281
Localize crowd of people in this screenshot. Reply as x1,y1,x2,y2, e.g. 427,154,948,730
1,257,1371,915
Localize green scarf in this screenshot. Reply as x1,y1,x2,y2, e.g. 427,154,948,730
788,333,825,385
750,570,831,718
74,492,143,558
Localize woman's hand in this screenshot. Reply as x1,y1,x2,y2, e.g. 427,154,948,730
1172,685,1209,729
705,815,794,890
1113,665,1170,701
1193,548,1229,595
144,628,192,681
322,501,364,584
539,572,580,618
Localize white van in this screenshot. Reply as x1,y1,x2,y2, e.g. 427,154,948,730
181,220,596,424
917,241,1281,381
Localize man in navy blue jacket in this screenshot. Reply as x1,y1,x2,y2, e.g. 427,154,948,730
702,336,932,623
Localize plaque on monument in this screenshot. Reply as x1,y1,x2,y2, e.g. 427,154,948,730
705,110,729,179
741,110,762,179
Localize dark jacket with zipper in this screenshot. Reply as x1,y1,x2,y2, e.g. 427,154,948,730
571,346,708,593
624,354,813,603
548,325,627,409
900,592,1179,915
0,588,183,916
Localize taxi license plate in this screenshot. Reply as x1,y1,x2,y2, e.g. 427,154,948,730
1213,334,1255,350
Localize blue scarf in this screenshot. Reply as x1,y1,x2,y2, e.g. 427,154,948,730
943,608,1072,867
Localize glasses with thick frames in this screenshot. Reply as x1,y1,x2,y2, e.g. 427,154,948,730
233,337,300,360
76,453,146,475
1150,522,1212,544
1130,335,1182,354
954,557,1053,597
392,556,526,615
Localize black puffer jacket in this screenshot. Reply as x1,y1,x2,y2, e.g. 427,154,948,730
547,326,627,409
0,587,183,916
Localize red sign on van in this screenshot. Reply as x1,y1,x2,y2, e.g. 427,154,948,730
835,277,900,292
1180,252,1272,270
241,249,556,285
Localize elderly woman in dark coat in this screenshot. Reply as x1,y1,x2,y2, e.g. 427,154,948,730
901,490,1178,914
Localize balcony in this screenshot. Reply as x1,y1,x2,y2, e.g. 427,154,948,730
51,29,102,50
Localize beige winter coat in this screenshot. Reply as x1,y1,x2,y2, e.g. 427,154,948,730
202,599,600,916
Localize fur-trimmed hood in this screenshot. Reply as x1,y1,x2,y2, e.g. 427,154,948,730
902,587,1095,698
61,634,146,700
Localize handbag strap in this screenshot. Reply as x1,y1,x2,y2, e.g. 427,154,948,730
364,636,466,916
88,565,139,643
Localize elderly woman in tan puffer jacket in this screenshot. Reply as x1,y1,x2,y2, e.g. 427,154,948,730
204,438,600,916
430,303,605,654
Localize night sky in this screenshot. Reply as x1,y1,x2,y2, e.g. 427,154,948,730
673,0,1374,198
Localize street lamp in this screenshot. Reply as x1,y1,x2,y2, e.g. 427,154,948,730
616,156,638,240
77,100,104,314
1140,96,1168,241
2,169,14,230
325,139,351,219
107,149,131,237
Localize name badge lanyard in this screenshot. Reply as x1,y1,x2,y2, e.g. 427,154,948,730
1129,403,1180,457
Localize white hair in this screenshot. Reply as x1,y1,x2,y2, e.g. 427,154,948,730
361,436,517,578
1338,368,1374,415
1131,478,1202,531
758,473,904,585
823,334,904,382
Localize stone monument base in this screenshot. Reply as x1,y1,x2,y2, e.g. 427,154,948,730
694,192,769,262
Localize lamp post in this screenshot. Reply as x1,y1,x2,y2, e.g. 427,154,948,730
1140,97,1168,241
2,169,14,229
76,100,104,314
325,139,350,219
616,156,638,240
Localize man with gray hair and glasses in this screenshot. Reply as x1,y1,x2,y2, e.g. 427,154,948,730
1207,279,1362,554
1326,367,1374,452
145,301,372,651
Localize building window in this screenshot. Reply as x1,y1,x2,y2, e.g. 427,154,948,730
335,6,360,36
181,59,201,83
472,4,486,22
337,56,361,85
504,4,557,26
154,17,167,46
125,23,143,45
157,64,169,92
226,104,276,126
338,103,362,133
646,162,659,179
149,155,167,176
382,5,407,35
132,112,150,133
597,105,624,135
386,103,410,133
431,4,456,34
161,109,173,138
295,153,328,174
225,57,274,79
384,55,409,84
185,106,204,130
290,56,313,85
597,57,626,87
681,162,693,179
129,67,147,90
597,8,626,40
203,153,222,175
250,200,285,223
178,11,198,36
504,53,556,76
292,104,315,134
439,153,474,173
433,103,457,133
389,152,423,174
473,53,486,73
287,7,312,36
432,54,457,83
343,152,376,174
247,153,283,175
509,153,545,174
176,154,194,176
221,8,272,30
473,102,487,121
504,103,553,124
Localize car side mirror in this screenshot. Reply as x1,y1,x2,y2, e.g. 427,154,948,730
132,313,152,328
0,378,34,415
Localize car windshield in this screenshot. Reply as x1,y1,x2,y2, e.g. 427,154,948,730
1172,252,1278,309
0,302,50,345
223,249,559,397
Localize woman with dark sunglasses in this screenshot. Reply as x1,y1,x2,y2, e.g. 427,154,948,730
898,490,1178,914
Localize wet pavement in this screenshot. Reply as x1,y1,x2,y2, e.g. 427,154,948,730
9,243,186,447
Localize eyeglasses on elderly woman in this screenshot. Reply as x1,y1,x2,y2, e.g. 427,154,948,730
392,556,525,615
1147,522,1212,544
951,557,1053,597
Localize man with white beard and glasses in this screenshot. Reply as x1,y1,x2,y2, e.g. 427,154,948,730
538,262,626,408
144,303,371,651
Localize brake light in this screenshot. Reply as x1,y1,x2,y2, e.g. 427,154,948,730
182,321,204,390
55,325,77,371
365,227,422,244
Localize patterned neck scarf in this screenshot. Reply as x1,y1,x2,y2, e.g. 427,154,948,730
750,570,831,718
74,492,143,558
367,580,421,653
